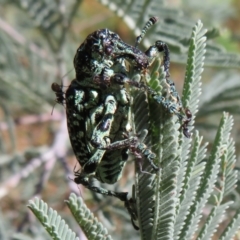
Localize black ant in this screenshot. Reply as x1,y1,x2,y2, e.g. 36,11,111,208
51,82,65,114
51,82,65,105
181,108,192,138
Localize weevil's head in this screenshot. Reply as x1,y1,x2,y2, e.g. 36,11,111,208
88,29,150,70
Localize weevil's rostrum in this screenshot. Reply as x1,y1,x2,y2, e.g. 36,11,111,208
61,17,191,203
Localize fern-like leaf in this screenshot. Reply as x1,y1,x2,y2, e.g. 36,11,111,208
178,113,233,240
66,193,113,240
28,197,79,240
174,132,207,238
219,208,240,240
177,20,206,201
173,22,207,239
196,203,230,240
221,139,238,197
181,20,206,119
195,119,238,239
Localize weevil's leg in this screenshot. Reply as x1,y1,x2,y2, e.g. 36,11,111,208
132,141,159,171
90,95,118,148
146,42,193,136
99,137,140,151
154,40,171,79
74,171,128,201
86,94,129,170
166,78,183,109
112,73,184,120
91,93,139,151
145,41,184,107
145,40,170,78
153,42,183,108
79,103,109,173
99,129,159,171
152,94,184,120
127,132,158,173
135,16,159,47
84,93,130,172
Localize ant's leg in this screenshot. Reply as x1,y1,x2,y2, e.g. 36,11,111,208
90,95,118,149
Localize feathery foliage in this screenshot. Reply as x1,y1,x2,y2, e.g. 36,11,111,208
66,193,112,240
28,198,79,240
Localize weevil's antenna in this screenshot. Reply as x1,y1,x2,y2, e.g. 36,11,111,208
135,16,159,47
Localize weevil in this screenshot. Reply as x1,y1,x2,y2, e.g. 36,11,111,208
65,17,191,203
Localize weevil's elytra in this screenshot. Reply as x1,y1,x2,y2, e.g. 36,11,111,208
64,17,192,229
